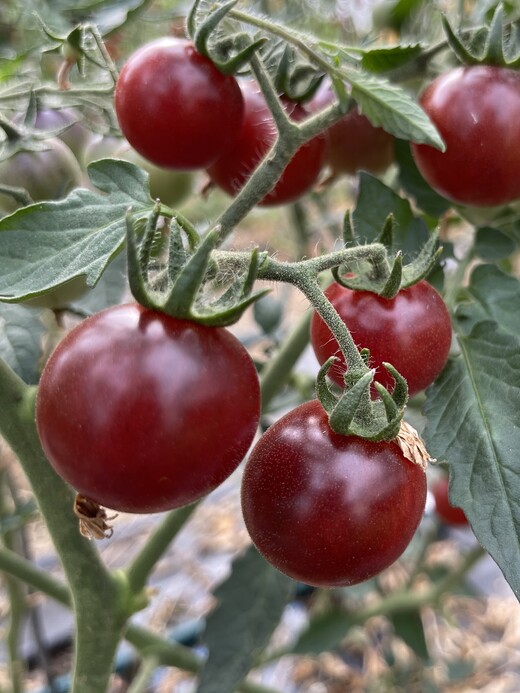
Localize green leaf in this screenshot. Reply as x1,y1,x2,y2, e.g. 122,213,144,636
395,139,451,219
389,609,429,660
197,546,292,693
340,69,444,149
0,160,152,302
351,172,430,260
291,609,357,655
0,303,46,384
358,44,423,73
474,226,516,261
423,308,520,600
461,264,520,338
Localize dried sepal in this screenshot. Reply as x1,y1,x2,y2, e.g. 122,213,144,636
395,420,435,471
73,494,117,540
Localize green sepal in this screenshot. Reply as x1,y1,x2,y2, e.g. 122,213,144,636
167,219,188,285
316,357,342,413
342,210,355,245
186,0,203,39
328,370,375,434
163,229,219,317
378,213,395,248
442,4,520,67
138,200,162,272
381,362,409,409
215,36,269,75
401,230,442,288
379,252,403,299
126,211,161,310
193,0,239,59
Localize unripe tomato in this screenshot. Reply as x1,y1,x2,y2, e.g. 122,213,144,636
207,83,325,206
36,304,261,514
309,80,395,176
33,107,92,165
241,399,427,587
411,66,520,207
310,280,452,396
115,143,193,208
114,38,245,170
0,139,83,213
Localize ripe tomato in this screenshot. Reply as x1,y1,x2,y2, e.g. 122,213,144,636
431,476,469,526
411,66,520,207
114,38,244,170
241,400,426,587
0,138,83,213
36,304,261,514
309,81,394,176
207,83,325,206
310,280,451,395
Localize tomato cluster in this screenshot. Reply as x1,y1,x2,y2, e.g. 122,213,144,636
113,39,396,207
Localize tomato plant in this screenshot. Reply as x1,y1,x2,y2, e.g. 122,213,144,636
241,400,427,587
309,80,395,176
0,138,83,213
432,476,469,526
207,82,325,206
310,280,452,395
114,38,245,170
36,304,261,513
411,66,520,207
32,107,92,164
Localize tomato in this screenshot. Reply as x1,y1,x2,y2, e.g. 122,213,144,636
207,82,325,206
431,476,468,526
115,143,193,207
310,280,451,396
309,81,394,176
241,399,426,587
36,304,261,513
114,38,244,170
83,134,123,165
0,138,83,213
33,107,92,165
411,66,520,207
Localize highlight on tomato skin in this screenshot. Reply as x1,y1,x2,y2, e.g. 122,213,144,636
310,280,452,396
207,81,326,206
411,65,520,207
241,399,427,588
431,475,469,527
114,38,245,170
35,303,261,514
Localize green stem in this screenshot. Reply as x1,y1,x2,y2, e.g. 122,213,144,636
0,361,126,693
126,656,160,693
126,503,198,593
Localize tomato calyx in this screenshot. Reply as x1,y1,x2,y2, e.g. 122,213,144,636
187,0,267,74
126,209,269,327
315,355,408,441
73,494,117,540
332,211,442,299
442,4,520,68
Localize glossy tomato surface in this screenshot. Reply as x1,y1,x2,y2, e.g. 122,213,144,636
309,81,394,176
207,83,325,206
310,280,452,395
114,38,244,170
36,304,261,513
432,476,469,526
411,66,520,206
241,400,427,587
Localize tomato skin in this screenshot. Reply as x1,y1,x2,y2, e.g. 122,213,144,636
0,139,83,213
33,108,92,165
207,83,325,206
309,81,394,176
241,400,426,587
411,66,520,207
36,304,261,513
114,38,244,170
310,280,452,395
432,476,469,526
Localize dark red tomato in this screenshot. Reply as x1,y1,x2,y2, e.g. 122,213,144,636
432,476,469,526
310,280,451,395
309,81,394,176
411,66,520,207
36,304,260,514
114,38,244,170
207,83,325,206
0,138,83,213
241,399,427,587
